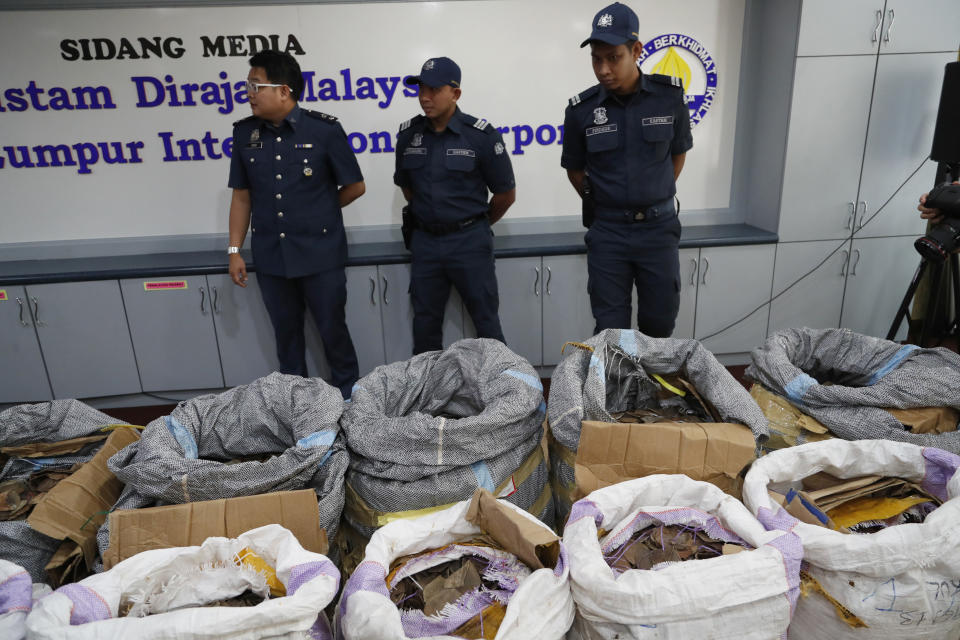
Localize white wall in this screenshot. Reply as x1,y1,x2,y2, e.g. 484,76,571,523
0,0,744,244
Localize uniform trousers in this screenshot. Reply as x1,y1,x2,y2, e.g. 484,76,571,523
410,220,505,354
257,268,359,398
586,204,681,337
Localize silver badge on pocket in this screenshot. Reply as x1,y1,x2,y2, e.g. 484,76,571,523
303,167,313,177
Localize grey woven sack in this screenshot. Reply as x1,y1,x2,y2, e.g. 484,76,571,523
748,327,960,452
340,338,550,536
0,400,125,582
104,372,348,542
547,329,769,527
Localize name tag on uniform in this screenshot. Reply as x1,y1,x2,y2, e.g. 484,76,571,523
294,143,314,149
642,116,674,126
404,147,427,155
446,148,476,157
586,124,618,136
244,142,263,149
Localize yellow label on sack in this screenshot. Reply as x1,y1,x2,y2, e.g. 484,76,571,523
143,280,187,291
652,373,686,397
235,547,285,597
0,290,7,301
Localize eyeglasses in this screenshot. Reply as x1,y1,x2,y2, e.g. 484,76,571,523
245,81,285,94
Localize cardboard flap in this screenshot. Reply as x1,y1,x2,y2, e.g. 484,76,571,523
574,420,756,498
103,489,327,569
28,427,140,567
465,489,559,570
2,434,108,458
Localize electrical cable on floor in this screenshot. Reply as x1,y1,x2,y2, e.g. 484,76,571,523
698,155,932,342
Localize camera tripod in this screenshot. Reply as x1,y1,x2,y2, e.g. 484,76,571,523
887,252,960,346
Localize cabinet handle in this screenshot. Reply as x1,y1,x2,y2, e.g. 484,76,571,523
199,286,206,313
381,275,389,305
858,201,868,229
30,296,44,327
851,249,861,276
212,286,220,314
883,9,894,43
846,202,856,230
872,9,883,42
533,267,540,297
16,297,28,327
840,250,849,277
369,276,377,306
688,258,698,285
545,266,552,296
700,258,710,285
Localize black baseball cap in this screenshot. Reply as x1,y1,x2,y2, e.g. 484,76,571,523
581,2,640,48
404,57,461,88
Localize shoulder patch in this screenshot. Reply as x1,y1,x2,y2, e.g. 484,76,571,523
304,110,339,123
472,117,491,131
232,114,257,128
569,85,600,107
649,73,684,90
398,115,424,133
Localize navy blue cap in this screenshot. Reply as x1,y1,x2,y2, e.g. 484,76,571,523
404,57,461,88
581,2,640,48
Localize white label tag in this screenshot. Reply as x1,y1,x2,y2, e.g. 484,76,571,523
497,475,517,498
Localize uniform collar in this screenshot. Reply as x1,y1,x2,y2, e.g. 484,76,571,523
424,106,463,135
262,103,300,131
597,70,648,104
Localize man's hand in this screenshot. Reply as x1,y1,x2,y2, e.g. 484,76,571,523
229,253,248,287
919,180,960,225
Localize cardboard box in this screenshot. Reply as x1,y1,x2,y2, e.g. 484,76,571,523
574,420,756,498
103,489,328,569
27,426,140,583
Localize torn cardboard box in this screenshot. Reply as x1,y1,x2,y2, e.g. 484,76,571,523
103,489,328,569
574,420,756,499
27,426,140,584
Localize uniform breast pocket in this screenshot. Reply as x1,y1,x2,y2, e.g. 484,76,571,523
444,148,477,172
401,147,427,169
292,148,323,176
641,124,673,161
585,125,620,154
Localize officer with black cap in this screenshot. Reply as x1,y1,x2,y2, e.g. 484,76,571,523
395,57,516,354
227,49,365,398
562,2,693,337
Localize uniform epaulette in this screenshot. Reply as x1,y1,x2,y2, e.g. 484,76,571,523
232,114,257,127
470,116,493,132
569,85,600,107
648,73,684,90
304,110,339,123
399,115,424,132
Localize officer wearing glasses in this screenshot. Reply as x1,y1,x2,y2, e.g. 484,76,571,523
562,3,692,338
394,57,516,354
227,49,365,398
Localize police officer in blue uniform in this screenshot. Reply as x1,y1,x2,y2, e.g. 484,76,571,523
562,3,693,337
227,50,365,398
395,57,516,354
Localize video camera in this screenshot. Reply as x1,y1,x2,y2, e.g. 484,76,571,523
915,183,960,262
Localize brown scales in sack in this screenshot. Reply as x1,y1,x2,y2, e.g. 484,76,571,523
603,523,749,574
611,373,722,425
0,464,83,521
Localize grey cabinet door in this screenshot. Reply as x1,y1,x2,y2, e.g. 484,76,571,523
768,240,849,335
0,286,52,403
345,265,387,377
378,263,414,365
26,281,141,399
797,0,884,57
208,273,281,388
120,276,224,392
496,257,543,366
542,255,594,366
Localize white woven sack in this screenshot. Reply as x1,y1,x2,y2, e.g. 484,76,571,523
26,524,339,640
742,439,960,640
564,475,802,640
336,497,574,640
0,559,32,640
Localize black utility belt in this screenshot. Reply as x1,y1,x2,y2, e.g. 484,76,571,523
415,213,487,236
594,199,675,223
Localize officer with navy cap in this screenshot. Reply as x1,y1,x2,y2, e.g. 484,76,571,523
395,57,516,354
562,2,693,337
227,49,365,398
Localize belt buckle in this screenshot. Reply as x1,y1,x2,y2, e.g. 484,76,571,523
633,210,646,222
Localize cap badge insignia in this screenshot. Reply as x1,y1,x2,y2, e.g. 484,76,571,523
411,133,423,147
424,59,435,71
494,142,505,155
598,13,613,27
593,107,608,125
250,129,260,142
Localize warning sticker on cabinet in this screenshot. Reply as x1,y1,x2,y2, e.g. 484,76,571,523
0,290,7,301
143,281,188,291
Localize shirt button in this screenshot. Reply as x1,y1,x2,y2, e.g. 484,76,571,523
275,193,282,200
249,158,255,163
322,228,327,234
303,159,308,164
275,174,282,180
275,155,281,161
280,232,286,239
276,137,281,142
278,212,284,218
